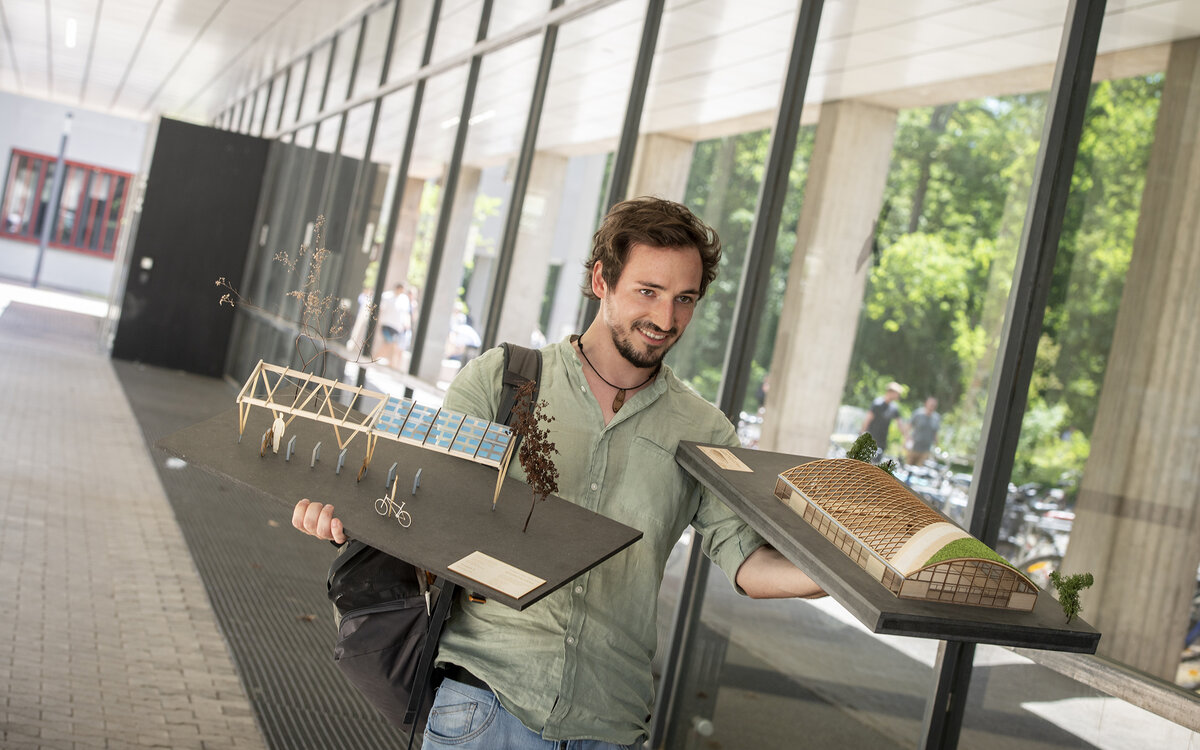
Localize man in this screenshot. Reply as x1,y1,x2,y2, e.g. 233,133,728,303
294,197,821,749
862,381,905,457
378,283,414,365
905,396,941,467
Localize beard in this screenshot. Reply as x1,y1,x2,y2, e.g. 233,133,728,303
610,320,678,369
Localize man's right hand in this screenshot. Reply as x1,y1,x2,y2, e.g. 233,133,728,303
292,499,346,544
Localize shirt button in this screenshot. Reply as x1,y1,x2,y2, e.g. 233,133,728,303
574,585,583,594
566,636,576,645
590,482,598,491
580,385,586,392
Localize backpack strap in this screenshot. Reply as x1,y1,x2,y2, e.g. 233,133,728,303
498,342,542,424
402,342,543,734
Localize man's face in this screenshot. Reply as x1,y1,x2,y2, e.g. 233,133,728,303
594,242,703,368
925,397,938,412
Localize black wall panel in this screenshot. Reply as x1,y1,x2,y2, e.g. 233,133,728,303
112,118,269,377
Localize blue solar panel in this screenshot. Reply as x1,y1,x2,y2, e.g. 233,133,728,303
374,396,413,437
426,409,465,451
400,403,438,443
476,423,514,466
450,415,489,459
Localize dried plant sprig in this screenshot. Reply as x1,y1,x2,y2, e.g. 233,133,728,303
511,379,559,533
215,215,378,378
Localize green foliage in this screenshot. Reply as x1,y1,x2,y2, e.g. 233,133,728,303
1049,570,1095,624
924,537,1016,570
846,432,879,462
670,126,816,405
841,77,1161,489
664,76,1161,496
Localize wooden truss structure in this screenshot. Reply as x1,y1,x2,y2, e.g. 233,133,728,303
775,459,1037,611
235,360,516,499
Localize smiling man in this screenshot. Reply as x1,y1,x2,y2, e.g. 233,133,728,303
294,197,821,749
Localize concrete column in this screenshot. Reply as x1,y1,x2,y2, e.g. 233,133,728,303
546,153,607,342
415,166,482,382
382,175,425,290
1061,37,1200,681
495,152,569,348
627,133,694,201
757,100,898,456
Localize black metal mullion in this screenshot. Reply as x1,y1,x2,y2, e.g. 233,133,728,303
275,67,292,133
246,86,261,134
357,0,443,375
480,0,564,351
578,0,665,330
718,0,822,421
921,2,1107,748
339,0,404,261
320,14,373,320
257,77,274,137
317,16,368,217
650,5,824,748
408,0,494,376
294,53,313,126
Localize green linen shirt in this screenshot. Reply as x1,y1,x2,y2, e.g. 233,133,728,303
436,338,766,744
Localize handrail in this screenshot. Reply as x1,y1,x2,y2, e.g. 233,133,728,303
1010,646,1200,733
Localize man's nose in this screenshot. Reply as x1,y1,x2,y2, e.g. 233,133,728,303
647,297,676,330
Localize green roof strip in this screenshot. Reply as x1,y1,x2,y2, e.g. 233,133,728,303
923,537,1017,570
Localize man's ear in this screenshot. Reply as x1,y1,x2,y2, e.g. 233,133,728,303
591,261,607,299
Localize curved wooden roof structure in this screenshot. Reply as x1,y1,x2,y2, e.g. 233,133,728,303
775,459,1037,611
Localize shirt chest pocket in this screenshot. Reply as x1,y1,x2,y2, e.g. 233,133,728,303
611,435,697,551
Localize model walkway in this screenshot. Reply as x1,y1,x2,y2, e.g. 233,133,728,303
0,290,405,749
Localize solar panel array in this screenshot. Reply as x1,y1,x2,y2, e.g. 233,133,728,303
372,396,513,468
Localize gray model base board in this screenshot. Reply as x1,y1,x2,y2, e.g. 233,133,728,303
675,441,1100,653
158,405,642,610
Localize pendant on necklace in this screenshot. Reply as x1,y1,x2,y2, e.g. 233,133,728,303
612,389,627,413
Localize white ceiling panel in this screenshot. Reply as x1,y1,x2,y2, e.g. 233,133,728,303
0,0,1197,144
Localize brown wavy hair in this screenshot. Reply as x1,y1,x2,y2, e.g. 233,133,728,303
582,197,722,301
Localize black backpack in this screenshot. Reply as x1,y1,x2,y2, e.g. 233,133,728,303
326,343,542,741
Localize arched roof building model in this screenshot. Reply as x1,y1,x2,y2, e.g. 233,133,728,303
775,459,1038,612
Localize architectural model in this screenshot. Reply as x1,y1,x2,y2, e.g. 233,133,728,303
774,459,1038,611
235,359,516,508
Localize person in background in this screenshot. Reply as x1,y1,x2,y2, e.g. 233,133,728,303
862,381,906,458
905,396,941,467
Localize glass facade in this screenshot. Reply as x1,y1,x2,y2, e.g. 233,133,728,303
213,1,1200,747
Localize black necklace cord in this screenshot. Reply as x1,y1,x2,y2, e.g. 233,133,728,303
576,334,659,413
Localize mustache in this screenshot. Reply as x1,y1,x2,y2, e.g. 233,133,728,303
634,321,677,337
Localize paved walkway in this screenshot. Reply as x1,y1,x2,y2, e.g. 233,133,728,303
0,291,267,749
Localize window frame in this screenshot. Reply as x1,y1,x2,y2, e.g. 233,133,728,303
1,148,133,258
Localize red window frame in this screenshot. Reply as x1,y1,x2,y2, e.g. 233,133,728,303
1,148,133,258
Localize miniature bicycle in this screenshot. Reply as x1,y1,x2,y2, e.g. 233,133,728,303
374,477,411,528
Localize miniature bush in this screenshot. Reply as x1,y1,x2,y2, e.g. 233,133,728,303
1049,571,1094,623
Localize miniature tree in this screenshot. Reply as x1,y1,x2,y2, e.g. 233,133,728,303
510,380,559,532
1049,570,1094,623
846,432,897,476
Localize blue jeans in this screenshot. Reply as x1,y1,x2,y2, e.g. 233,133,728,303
422,678,637,750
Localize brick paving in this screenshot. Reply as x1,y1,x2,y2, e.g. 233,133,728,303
0,300,267,750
